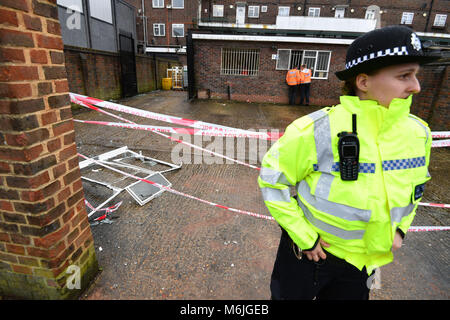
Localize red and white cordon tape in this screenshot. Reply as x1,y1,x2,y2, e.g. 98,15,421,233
70,93,274,138
418,202,450,209
431,139,450,148
432,132,450,139
72,94,449,228
408,226,450,232
77,153,449,231
78,153,273,221
73,119,281,140
85,200,123,221
72,97,450,209
71,92,450,144
72,98,261,170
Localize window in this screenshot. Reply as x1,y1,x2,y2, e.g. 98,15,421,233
248,6,259,18
88,0,112,23
152,0,164,8
172,24,184,37
153,23,165,36
261,6,268,13
365,9,376,19
278,6,290,17
276,49,331,79
335,7,345,18
401,12,414,25
434,14,447,27
213,5,224,17
308,7,320,17
221,48,260,76
57,0,83,12
172,0,184,9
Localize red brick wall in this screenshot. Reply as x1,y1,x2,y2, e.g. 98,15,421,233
193,39,346,106
0,0,98,299
193,38,449,130
64,46,156,101
414,64,449,130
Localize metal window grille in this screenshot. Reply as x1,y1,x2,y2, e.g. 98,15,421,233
221,48,260,76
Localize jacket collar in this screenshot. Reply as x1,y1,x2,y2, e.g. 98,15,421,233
339,95,412,133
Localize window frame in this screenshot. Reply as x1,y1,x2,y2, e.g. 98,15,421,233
171,0,184,9
278,6,290,17
248,6,260,18
433,14,447,27
171,23,184,37
335,7,345,18
276,49,331,80
153,23,165,37
401,12,414,25
88,0,112,24
152,0,164,8
213,4,224,17
308,7,320,17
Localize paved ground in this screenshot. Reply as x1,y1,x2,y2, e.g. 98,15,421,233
72,90,449,300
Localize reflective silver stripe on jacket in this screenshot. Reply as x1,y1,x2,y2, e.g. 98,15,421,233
260,187,291,203
259,167,292,186
409,115,429,145
391,203,416,224
297,198,365,240
297,180,371,222
310,110,336,200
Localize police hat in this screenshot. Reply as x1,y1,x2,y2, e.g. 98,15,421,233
335,25,440,81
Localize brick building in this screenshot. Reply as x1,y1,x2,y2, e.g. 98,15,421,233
0,0,99,299
177,0,449,130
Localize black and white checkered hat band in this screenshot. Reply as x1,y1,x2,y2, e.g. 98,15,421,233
345,46,409,69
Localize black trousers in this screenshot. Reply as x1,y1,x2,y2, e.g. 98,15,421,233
288,85,298,105
300,83,310,105
270,228,371,300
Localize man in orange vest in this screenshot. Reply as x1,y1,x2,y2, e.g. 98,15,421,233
299,64,312,105
286,65,302,105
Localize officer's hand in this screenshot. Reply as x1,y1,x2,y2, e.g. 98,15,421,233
392,231,403,251
304,237,330,262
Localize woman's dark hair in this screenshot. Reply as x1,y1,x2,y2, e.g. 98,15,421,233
342,77,357,96
341,69,379,96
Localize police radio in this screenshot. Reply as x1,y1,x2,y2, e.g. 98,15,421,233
337,114,360,181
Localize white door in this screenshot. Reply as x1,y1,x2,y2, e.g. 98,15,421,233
236,4,245,24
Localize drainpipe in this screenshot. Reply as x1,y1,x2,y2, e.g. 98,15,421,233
141,0,147,51
424,0,434,32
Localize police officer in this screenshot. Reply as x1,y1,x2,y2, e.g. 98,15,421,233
299,64,312,105
258,26,440,300
286,65,302,105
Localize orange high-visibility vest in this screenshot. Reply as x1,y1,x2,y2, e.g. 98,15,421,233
301,68,312,83
286,69,300,86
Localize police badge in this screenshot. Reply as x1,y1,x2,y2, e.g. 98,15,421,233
411,33,422,52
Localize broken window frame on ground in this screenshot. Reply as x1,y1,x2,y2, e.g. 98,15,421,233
79,146,181,217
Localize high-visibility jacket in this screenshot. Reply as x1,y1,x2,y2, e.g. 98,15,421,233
286,69,302,86
300,68,312,83
258,95,431,275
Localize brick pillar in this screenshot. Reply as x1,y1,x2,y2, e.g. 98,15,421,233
0,0,98,299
